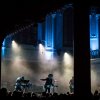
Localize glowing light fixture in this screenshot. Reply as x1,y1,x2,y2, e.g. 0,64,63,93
90,38,99,50
12,40,18,48
39,43,45,54
11,40,21,53
63,52,73,66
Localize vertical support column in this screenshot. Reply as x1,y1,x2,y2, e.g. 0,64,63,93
90,8,99,57
0,46,2,88
96,16,99,50
0,37,3,88
99,17,100,52
74,4,91,96
37,23,42,42
51,13,56,49
45,13,56,50
56,12,63,49
45,14,52,49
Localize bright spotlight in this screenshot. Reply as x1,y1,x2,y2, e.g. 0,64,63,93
39,44,45,54
63,52,73,66
12,40,20,53
12,40,18,48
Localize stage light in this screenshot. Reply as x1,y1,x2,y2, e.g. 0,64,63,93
90,38,99,51
11,40,21,53
12,40,18,48
63,52,73,67
39,43,45,54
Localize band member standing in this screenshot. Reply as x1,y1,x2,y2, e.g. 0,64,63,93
69,76,74,93
40,74,54,94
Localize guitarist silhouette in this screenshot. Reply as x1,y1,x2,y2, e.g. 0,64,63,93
40,74,55,93
69,76,74,93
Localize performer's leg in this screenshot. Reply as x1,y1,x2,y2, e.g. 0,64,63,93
44,87,47,93
70,87,73,93
72,88,74,93
48,88,50,93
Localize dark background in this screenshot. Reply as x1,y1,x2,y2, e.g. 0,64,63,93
0,0,69,34
0,0,100,35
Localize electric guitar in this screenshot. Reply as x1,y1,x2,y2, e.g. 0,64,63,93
45,84,58,88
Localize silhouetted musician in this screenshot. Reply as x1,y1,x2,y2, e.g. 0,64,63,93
15,76,30,92
69,76,74,93
40,74,55,93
